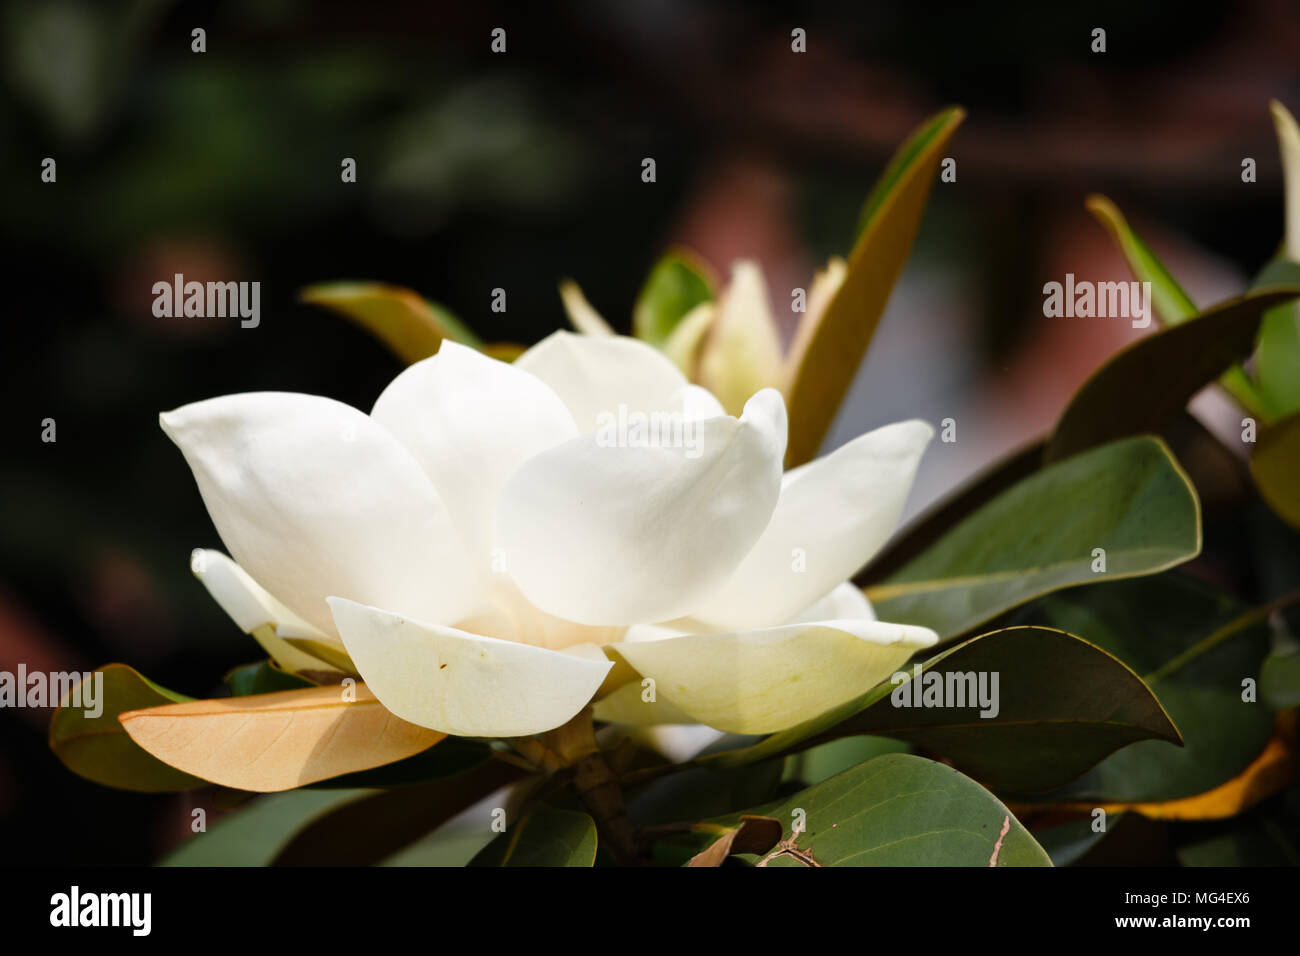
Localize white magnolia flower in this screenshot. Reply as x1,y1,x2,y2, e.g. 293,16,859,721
163,332,937,741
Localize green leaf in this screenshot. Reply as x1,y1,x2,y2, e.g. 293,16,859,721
304,735,491,789
223,660,313,697
726,754,1051,866
275,759,530,865
470,805,598,867
1030,814,1120,867
1261,652,1300,710
298,281,481,365
1084,195,1268,417
699,626,1179,794
1251,258,1300,416
784,106,964,467
49,663,204,792
792,735,909,787
1251,412,1300,532
1013,575,1273,803
632,248,714,346
1045,288,1300,462
868,436,1200,640
161,788,371,866
860,437,1045,584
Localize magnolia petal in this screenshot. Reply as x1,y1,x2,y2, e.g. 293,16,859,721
189,549,344,675
1272,100,1300,262
161,392,479,636
693,419,933,631
370,341,578,570
593,673,698,726
698,261,786,416
329,597,612,738
791,581,876,624
498,389,788,626
559,279,615,336
662,302,716,376
515,330,690,434
613,618,938,734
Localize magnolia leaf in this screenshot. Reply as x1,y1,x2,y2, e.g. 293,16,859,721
868,436,1199,640
224,660,314,697
686,816,783,866
470,805,598,867
1084,195,1268,418
725,754,1050,866
299,281,481,364
119,683,445,792
699,626,1179,794
1262,651,1300,709
1252,258,1300,416
276,759,529,864
1251,412,1300,532
304,735,492,789
49,663,204,792
632,247,714,346
161,788,372,866
1013,576,1279,804
784,106,964,467
1045,288,1300,462
860,437,1045,584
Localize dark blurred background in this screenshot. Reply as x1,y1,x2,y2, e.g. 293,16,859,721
3,0,1299,862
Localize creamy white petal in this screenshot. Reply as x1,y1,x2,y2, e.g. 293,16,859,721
370,341,578,571
559,279,615,336
161,392,479,636
189,548,344,675
698,261,785,416
791,581,876,624
692,419,933,631
612,618,938,734
497,389,788,626
328,597,612,737
1272,101,1300,262
515,330,690,434
662,301,716,376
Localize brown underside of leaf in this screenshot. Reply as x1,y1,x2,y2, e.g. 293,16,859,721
119,683,445,792
686,815,784,867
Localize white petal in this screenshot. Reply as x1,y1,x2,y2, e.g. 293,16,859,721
497,389,788,625
790,581,876,624
692,419,933,631
559,280,615,336
515,330,690,434
370,341,578,570
161,392,479,636
698,261,785,416
662,302,716,376
328,597,612,737
189,549,343,676
1272,101,1300,262
612,618,938,734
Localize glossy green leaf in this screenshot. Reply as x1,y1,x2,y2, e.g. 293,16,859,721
1085,194,1268,417
726,754,1050,866
1251,258,1300,416
700,626,1179,794
275,759,529,865
470,805,598,867
868,436,1200,640
1261,652,1300,710
1046,288,1300,462
161,788,371,866
49,663,204,792
784,107,964,467
632,248,714,346
1251,412,1300,531
299,281,481,365
224,660,313,697
1014,575,1273,803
